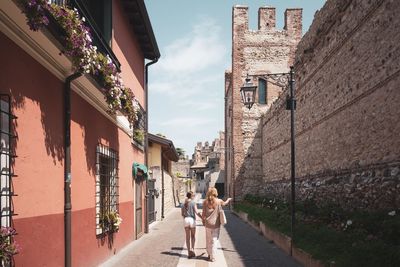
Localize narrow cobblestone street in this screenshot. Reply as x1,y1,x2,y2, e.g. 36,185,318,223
100,197,301,267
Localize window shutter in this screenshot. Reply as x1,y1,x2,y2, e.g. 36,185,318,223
258,79,267,104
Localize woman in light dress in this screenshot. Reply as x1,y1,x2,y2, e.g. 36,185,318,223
202,187,232,262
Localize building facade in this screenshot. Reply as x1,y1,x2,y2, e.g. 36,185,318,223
0,0,159,266
148,133,179,222
191,133,225,196
225,5,302,200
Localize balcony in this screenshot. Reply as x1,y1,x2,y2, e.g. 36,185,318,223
47,0,120,71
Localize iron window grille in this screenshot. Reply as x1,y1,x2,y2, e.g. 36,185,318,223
95,144,119,235
136,105,145,130
132,105,145,148
0,94,17,229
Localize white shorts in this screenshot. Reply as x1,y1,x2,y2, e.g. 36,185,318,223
183,217,196,228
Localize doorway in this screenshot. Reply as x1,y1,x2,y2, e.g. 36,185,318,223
148,179,156,223
135,179,143,238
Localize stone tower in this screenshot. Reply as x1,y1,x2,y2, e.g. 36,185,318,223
225,5,302,200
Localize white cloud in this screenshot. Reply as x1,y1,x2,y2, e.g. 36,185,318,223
150,73,221,101
178,97,221,111
149,17,227,154
160,117,216,127
154,18,226,75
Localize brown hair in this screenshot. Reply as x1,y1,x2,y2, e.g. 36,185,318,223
185,191,193,208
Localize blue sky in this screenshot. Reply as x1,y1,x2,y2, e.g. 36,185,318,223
145,0,326,156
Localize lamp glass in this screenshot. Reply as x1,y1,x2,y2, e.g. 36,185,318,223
240,77,257,109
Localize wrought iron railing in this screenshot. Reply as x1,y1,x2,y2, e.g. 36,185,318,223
132,105,145,148
0,94,17,229
47,0,121,71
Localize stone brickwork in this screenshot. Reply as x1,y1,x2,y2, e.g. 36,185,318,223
229,5,302,200
216,131,225,171
171,159,191,178
163,171,175,214
260,0,400,210
225,70,233,197
264,163,400,211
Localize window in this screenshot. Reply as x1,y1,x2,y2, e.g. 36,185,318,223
258,78,267,104
80,0,112,45
0,95,16,228
96,145,119,235
132,105,145,147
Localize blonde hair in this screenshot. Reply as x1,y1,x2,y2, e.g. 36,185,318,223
206,187,218,205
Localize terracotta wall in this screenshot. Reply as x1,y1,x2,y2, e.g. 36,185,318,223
0,32,65,267
70,91,136,266
0,0,148,264
112,0,145,104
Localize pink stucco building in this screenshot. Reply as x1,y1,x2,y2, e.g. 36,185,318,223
0,0,159,266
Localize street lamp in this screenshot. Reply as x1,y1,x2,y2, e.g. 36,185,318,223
240,66,296,252
240,74,257,109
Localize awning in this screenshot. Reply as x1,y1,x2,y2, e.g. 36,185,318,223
132,163,148,180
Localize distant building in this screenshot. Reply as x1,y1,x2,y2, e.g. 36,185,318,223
191,132,225,196
148,133,179,223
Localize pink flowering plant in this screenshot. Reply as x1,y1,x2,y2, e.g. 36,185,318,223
17,0,50,31
0,227,20,263
18,0,139,126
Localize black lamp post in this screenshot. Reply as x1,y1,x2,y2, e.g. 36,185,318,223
240,66,296,252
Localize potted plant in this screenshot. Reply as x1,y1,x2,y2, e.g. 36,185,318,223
18,0,139,127
132,129,144,145
99,211,122,233
0,227,20,265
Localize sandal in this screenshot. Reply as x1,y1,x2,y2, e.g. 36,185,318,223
188,250,196,258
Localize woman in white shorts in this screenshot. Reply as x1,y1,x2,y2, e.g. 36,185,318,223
181,191,202,258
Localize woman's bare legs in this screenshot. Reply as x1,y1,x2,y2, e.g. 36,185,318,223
184,227,191,256
190,227,196,253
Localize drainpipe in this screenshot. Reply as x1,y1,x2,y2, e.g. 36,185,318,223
161,152,165,219
144,58,159,233
64,72,81,267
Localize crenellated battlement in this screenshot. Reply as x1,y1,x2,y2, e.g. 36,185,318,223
233,5,302,36
196,142,202,149
284,8,302,39
258,7,276,30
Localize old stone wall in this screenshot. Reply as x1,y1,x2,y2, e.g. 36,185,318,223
225,70,233,198
261,0,400,210
163,171,192,214
217,131,225,171
171,159,191,178
230,5,302,199
163,171,175,215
